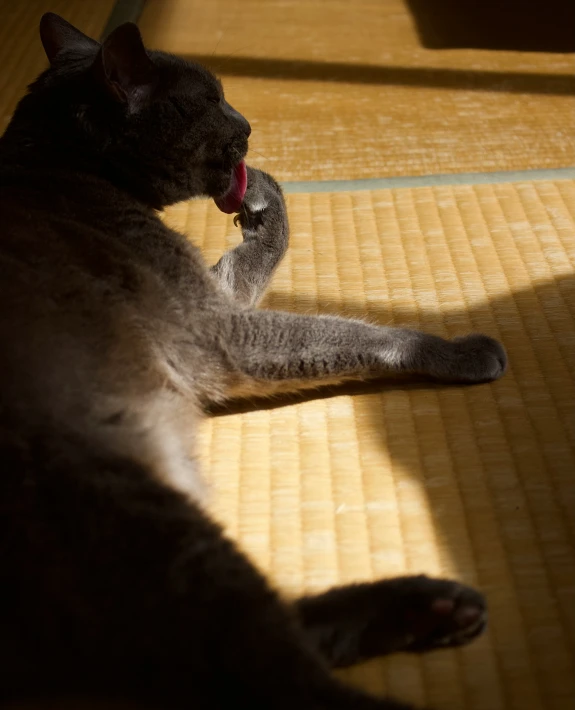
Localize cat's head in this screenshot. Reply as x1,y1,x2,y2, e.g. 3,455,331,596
15,13,251,208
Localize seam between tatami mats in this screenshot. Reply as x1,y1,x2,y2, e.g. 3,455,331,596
282,168,575,194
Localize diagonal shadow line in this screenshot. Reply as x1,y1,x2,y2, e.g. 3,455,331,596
181,54,575,96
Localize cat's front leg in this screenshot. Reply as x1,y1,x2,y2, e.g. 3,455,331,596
211,167,289,306
219,309,506,397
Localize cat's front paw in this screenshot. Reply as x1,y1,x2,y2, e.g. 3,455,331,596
449,334,507,383
234,167,287,233
243,166,283,212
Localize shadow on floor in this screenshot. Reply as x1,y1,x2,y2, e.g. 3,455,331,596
405,0,575,53
208,275,574,417
181,55,575,97
208,273,575,596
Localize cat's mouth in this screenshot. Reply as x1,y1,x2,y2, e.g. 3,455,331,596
213,160,247,214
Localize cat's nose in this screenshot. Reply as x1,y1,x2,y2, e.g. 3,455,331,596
224,101,251,137
234,110,251,138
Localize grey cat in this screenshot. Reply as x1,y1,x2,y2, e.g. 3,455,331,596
0,13,506,710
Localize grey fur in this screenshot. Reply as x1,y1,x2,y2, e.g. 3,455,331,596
211,167,289,305
0,15,507,708
208,167,506,400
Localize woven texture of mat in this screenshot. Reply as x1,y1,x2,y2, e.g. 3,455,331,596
163,179,575,710
139,0,575,181
0,0,116,132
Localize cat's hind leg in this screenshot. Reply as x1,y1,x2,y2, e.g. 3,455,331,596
211,167,289,306
295,576,487,669
6,444,423,710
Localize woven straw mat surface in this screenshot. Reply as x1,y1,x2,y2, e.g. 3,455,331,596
163,179,575,710
139,0,575,181
2,1,573,182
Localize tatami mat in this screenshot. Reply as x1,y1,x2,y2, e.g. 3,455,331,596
1,2,574,708
139,0,575,181
1,1,572,181
164,179,575,710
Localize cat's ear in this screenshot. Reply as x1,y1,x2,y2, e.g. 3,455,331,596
93,23,157,112
40,13,100,65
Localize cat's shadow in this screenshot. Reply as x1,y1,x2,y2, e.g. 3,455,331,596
207,274,574,576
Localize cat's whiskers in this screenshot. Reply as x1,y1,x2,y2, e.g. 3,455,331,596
248,148,269,161
207,44,258,72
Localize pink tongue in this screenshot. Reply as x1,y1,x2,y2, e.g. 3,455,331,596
213,160,247,214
